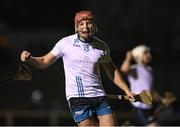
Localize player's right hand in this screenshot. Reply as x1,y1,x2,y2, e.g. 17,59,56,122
21,50,31,62
125,90,135,102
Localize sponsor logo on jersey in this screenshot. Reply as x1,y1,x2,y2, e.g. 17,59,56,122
73,38,80,47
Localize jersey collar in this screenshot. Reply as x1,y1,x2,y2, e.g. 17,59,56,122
77,33,93,43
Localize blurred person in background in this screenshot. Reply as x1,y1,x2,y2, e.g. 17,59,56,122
120,44,163,126
20,10,135,126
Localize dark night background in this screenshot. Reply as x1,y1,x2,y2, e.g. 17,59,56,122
0,0,180,126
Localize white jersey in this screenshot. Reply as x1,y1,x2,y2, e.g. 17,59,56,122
50,34,111,100
128,64,153,109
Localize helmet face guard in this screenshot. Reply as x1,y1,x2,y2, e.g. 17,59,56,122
74,11,97,35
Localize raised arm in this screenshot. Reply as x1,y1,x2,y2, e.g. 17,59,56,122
20,50,58,69
102,61,135,101
120,51,133,74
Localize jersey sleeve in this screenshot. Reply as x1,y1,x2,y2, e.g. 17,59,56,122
50,38,65,58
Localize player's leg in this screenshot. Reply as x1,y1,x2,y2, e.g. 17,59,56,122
132,107,149,125
95,96,117,126
78,115,98,126
98,113,117,126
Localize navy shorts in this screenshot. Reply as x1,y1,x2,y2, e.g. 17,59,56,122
68,96,113,123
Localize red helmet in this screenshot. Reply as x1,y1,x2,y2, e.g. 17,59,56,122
74,11,94,24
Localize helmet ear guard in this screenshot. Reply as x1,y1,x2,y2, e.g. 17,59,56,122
94,24,98,33
75,23,78,33
90,23,97,35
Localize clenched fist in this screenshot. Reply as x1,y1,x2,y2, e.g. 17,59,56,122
21,50,31,62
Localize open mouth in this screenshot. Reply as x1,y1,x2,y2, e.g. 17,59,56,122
82,31,90,34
